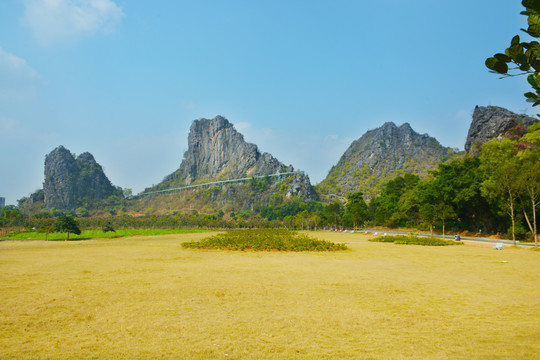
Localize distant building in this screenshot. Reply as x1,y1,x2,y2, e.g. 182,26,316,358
0,197,5,208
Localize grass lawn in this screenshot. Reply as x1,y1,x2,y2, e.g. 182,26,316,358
1,228,209,241
1,231,539,359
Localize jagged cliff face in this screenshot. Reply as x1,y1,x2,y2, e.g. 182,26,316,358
44,146,120,209
317,122,454,199
156,116,316,201
164,116,288,184
465,106,538,154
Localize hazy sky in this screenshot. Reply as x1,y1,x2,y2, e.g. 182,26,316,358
0,0,533,205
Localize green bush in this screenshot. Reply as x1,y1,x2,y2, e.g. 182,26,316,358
369,235,463,246
507,224,529,241
182,229,348,251
369,235,396,243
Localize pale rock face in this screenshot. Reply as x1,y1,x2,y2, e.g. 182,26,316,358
44,146,77,209
465,106,538,154
159,115,315,200
43,145,119,209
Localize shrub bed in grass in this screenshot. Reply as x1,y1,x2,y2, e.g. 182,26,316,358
182,229,348,251
369,235,463,246
369,236,396,243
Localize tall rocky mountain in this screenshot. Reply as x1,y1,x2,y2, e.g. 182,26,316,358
465,105,538,154
150,115,315,201
317,122,455,199
43,146,121,209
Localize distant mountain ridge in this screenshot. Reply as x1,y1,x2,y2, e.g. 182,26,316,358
20,105,534,214
317,122,455,199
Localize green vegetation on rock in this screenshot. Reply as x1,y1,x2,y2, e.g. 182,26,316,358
316,122,459,199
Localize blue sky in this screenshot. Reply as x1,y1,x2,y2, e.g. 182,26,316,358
0,0,533,205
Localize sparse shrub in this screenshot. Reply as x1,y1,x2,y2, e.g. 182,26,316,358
369,235,463,246
369,235,395,243
507,224,529,241
238,210,253,220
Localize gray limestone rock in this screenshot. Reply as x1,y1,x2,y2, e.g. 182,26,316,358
318,122,454,198
465,106,538,154
286,173,315,200
158,115,315,200
164,116,284,183
43,146,120,209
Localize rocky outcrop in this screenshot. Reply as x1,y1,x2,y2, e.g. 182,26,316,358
44,146,121,209
465,106,538,154
317,122,455,199
285,173,314,200
155,115,315,200
163,116,289,183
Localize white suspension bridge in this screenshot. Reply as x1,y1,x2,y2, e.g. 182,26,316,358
130,171,305,199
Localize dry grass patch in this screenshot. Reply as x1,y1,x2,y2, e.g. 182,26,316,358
1,231,539,359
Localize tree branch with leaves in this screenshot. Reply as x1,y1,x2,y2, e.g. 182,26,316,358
486,0,540,110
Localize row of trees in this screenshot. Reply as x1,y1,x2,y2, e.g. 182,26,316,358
367,123,539,244
0,209,82,240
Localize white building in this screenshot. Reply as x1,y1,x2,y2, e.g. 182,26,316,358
0,197,5,208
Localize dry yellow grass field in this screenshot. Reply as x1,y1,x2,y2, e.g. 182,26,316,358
1,232,539,359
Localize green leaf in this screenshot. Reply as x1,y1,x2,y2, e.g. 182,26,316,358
525,47,535,61
522,12,540,36
524,92,540,102
527,74,540,89
494,53,511,62
511,35,521,46
507,43,525,59
529,41,540,52
529,13,540,26
523,0,540,14
520,63,532,71
532,59,540,71
485,57,509,74
525,24,540,37
516,53,528,64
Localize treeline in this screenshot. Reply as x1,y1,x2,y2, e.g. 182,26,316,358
366,122,539,244
2,123,538,243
